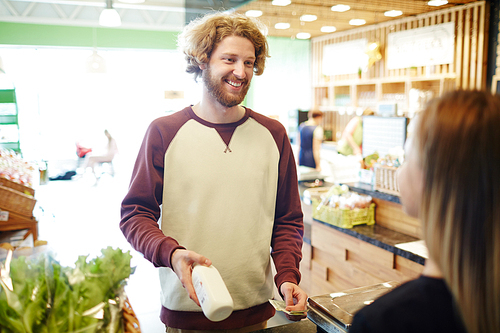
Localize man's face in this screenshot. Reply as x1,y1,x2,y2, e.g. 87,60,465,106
202,35,256,108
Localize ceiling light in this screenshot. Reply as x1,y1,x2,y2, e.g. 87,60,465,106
245,10,263,17
321,26,336,33
428,0,448,6
300,14,317,22
275,22,291,29
384,10,403,17
272,0,291,6
331,4,350,12
99,0,121,27
86,49,106,73
349,19,366,26
296,32,311,39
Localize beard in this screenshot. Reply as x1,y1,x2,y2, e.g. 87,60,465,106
202,65,250,108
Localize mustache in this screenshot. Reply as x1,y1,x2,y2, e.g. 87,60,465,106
224,75,247,84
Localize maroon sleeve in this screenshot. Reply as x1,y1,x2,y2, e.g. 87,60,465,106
251,112,304,291
271,131,304,290
120,114,187,268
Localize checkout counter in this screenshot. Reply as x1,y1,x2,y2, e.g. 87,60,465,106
282,115,421,332
255,281,401,333
279,162,426,332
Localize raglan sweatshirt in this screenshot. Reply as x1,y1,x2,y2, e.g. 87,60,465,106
120,106,304,330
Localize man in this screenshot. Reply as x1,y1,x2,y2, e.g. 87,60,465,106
120,11,307,332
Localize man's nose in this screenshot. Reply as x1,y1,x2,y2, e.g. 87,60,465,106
233,61,246,78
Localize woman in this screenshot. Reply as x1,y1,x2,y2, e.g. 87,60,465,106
350,90,500,333
85,129,118,179
298,109,323,171
337,108,374,156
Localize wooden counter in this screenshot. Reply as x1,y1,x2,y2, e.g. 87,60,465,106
299,182,424,297
254,319,317,333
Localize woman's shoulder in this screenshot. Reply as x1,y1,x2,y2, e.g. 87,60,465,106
349,276,467,333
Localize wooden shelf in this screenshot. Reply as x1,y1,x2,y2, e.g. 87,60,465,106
0,210,38,241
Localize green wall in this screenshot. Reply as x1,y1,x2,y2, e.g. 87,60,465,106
0,21,312,120
245,36,311,112
0,22,179,49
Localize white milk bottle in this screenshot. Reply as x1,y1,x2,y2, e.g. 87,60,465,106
192,264,234,322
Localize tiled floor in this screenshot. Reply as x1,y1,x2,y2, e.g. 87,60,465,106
34,163,293,332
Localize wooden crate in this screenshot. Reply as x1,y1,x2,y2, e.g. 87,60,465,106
0,185,36,217
0,177,35,196
374,165,400,196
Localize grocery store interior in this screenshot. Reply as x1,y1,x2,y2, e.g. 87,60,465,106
1,0,500,332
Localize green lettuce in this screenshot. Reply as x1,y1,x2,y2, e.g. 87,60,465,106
0,247,135,333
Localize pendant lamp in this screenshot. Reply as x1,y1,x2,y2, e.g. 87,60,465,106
99,0,121,27
86,49,107,73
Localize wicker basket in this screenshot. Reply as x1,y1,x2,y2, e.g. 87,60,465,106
374,164,400,196
0,185,37,217
313,203,375,229
123,297,141,333
0,177,35,196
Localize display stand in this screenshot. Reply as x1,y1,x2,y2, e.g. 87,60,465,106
0,89,20,152
0,210,38,242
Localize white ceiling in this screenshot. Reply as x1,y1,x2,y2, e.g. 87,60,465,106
0,0,252,31
235,0,481,38
0,0,482,37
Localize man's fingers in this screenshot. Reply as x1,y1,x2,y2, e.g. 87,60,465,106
285,313,307,321
171,249,212,308
191,253,211,267
280,283,295,307
185,281,200,306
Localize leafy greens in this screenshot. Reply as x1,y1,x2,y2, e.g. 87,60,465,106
0,247,135,333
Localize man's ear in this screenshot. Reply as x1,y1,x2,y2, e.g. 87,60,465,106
199,63,207,70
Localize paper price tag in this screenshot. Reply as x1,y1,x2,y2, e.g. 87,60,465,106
0,211,9,221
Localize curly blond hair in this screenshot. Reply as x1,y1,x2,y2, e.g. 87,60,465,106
177,12,270,81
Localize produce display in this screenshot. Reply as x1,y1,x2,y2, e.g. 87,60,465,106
318,185,373,209
0,149,35,188
372,150,404,195
313,185,375,229
0,247,136,333
362,152,379,170
375,153,403,168
363,150,403,170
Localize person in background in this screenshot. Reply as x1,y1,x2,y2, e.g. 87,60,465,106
84,129,118,179
336,109,375,157
298,108,323,171
120,11,307,332
349,90,500,333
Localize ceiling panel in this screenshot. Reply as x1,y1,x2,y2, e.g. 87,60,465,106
0,0,482,34
233,0,481,39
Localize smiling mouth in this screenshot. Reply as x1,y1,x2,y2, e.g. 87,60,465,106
226,79,243,88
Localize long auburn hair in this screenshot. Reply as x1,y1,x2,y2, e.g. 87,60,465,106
416,90,500,333
177,12,270,81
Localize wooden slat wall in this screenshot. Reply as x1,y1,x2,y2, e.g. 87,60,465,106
319,111,355,142
311,1,488,100
305,221,424,296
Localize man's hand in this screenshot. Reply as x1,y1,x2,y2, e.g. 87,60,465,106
171,249,212,306
280,282,308,321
